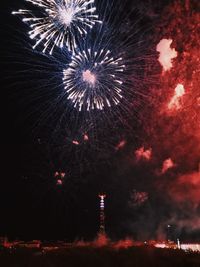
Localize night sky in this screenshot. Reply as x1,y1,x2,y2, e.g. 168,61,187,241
1,0,200,242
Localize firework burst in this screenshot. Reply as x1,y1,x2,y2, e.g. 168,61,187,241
63,47,125,111
12,0,101,54
9,0,157,144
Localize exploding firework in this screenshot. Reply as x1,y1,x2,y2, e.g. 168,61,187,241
63,47,125,111
9,0,157,147
12,0,101,54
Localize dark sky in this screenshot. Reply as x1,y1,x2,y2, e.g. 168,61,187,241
1,0,199,242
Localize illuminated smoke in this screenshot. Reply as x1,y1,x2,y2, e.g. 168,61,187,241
72,140,79,145
93,233,109,247
113,239,134,249
135,147,152,161
168,84,185,110
161,158,175,174
156,39,177,72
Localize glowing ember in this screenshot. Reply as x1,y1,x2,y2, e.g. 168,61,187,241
156,39,177,72
169,171,200,204
135,147,152,161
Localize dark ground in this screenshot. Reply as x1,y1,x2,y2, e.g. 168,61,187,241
0,246,200,267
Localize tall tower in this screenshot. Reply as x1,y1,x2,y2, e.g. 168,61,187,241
99,194,106,235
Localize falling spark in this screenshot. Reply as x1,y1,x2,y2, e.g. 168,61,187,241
135,147,152,161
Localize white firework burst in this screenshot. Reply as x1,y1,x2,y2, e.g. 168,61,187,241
12,0,101,54
63,48,125,111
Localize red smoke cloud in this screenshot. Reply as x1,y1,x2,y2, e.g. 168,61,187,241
84,134,89,141
169,172,200,206
149,1,200,172
72,140,79,145
143,1,200,234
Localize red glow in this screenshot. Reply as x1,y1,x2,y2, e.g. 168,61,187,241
93,233,109,247
135,147,152,161
169,172,200,205
83,134,89,141
161,158,175,174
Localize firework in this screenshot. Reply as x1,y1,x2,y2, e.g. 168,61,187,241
63,47,125,111
10,0,156,142
12,0,101,54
